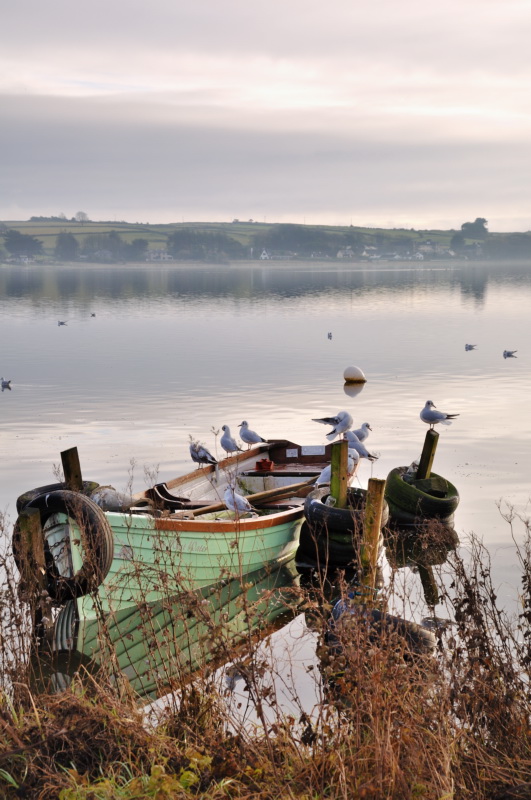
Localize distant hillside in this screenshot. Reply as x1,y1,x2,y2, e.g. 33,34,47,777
1,217,530,263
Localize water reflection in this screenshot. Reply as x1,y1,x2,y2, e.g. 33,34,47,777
29,558,303,699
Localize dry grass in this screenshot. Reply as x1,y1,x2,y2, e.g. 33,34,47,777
1,510,531,799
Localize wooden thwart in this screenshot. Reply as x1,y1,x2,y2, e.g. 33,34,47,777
189,478,317,517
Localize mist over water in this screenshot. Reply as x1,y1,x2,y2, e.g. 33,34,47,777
1,260,530,601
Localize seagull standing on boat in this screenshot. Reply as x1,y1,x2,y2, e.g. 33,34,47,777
503,350,517,358
238,420,267,449
465,344,477,351
189,440,217,468
312,410,353,441
224,485,256,516
344,431,379,461
420,400,459,428
352,422,372,442
220,425,244,455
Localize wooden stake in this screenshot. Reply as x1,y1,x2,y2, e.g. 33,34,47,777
360,477,386,598
61,447,83,491
416,429,439,481
329,439,349,509
18,508,48,643
418,565,439,607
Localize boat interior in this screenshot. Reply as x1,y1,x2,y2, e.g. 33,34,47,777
141,439,334,517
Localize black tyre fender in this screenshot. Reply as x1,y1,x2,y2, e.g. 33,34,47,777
16,481,100,514
13,490,114,606
384,468,459,519
304,487,389,540
298,522,380,569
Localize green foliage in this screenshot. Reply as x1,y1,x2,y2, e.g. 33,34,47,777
2,229,44,257
55,232,80,261
166,229,244,261
460,217,488,239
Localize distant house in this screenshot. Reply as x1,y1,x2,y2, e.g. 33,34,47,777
260,249,271,260
337,247,356,259
146,249,174,262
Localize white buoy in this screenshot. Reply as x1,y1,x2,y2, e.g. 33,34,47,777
343,365,367,384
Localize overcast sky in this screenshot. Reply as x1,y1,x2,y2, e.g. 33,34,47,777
2,0,531,231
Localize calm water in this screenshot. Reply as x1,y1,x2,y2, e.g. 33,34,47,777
1,260,531,606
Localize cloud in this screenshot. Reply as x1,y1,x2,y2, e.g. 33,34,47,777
2,0,531,228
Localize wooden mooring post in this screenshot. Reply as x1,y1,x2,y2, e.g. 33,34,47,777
359,477,387,600
18,507,49,645
329,439,349,509
416,429,439,481
61,446,83,491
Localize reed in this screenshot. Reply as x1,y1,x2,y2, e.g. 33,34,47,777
1,507,531,800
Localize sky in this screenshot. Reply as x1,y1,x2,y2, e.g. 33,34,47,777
2,0,531,231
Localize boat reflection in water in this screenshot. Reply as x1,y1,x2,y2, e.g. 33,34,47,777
30,558,302,699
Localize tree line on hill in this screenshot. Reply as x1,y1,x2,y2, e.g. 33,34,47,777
3,217,531,262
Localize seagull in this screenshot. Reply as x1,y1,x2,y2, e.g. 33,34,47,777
352,422,372,442
224,485,256,516
315,450,359,486
344,431,379,461
503,350,517,359
58,320,67,326
312,410,353,441
1,377,12,391
465,344,477,351
220,425,244,455
238,420,267,448
189,440,217,468
420,400,459,429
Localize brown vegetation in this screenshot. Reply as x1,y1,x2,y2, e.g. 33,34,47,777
1,511,531,799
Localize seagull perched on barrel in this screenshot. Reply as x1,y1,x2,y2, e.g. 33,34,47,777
224,485,256,516
189,440,217,468
503,350,517,359
312,410,353,441
420,400,459,429
344,431,379,461
220,425,244,455
352,422,372,442
238,420,267,448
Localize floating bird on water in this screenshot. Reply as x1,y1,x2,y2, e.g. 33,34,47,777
224,485,256,516
1,377,12,391
352,422,372,442
327,331,333,340
189,440,217,468
220,425,244,455
315,450,359,487
344,431,379,461
312,410,353,441
58,320,67,326
238,420,267,448
91,313,96,317
465,344,477,351
503,350,517,359
420,400,459,429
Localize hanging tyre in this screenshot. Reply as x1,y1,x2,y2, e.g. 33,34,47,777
298,521,382,570
12,490,114,606
16,481,100,514
304,486,389,543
